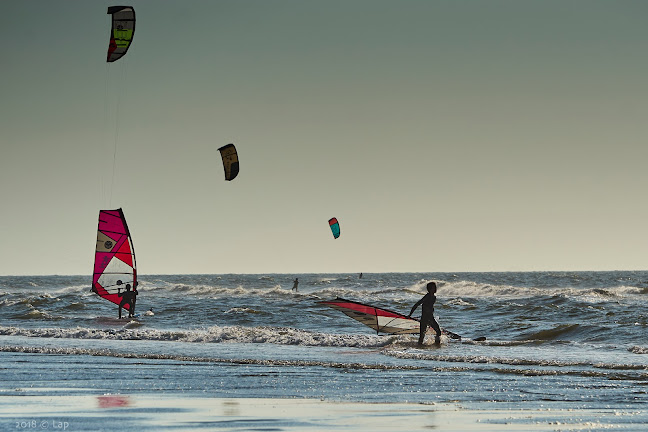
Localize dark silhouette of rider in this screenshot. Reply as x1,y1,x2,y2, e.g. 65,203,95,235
117,283,138,319
409,282,441,345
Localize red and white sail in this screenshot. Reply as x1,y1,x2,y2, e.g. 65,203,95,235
91,209,137,311
319,297,461,339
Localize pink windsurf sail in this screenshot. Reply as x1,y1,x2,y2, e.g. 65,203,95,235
91,209,137,311
318,297,461,339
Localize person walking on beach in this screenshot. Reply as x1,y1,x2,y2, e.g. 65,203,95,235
292,278,299,292
117,283,138,319
408,281,441,345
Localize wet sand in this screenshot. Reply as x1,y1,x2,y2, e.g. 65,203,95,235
0,393,643,431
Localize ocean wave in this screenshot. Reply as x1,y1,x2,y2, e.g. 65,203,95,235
2,324,645,373
224,307,265,315
312,277,339,284
437,280,530,297
5,279,645,306
628,346,648,355
436,281,647,301
4,343,643,382
0,345,419,370
445,298,475,307
14,309,62,321
384,349,648,376
0,325,401,348
141,284,299,298
154,280,648,302
518,324,584,341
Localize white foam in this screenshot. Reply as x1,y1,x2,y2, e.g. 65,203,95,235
0,325,400,348
628,346,648,354
0,345,417,370
224,307,260,314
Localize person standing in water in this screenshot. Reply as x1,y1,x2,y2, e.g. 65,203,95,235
292,278,299,292
408,281,442,345
117,283,138,319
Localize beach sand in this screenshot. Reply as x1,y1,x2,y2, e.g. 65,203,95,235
0,393,640,431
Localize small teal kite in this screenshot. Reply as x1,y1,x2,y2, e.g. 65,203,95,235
328,218,340,239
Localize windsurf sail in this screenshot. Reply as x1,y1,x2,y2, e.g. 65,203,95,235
91,209,137,311
107,6,136,62
318,297,461,339
218,143,239,181
328,218,340,239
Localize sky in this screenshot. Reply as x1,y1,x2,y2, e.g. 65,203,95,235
2,1,648,276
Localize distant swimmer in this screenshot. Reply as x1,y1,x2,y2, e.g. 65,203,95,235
292,278,299,292
359,273,363,279
408,282,441,345
144,308,154,316
117,283,138,319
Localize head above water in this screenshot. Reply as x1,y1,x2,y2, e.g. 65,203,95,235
426,282,437,293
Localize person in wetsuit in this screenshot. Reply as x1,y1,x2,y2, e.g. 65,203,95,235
117,283,138,319
408,281,442,345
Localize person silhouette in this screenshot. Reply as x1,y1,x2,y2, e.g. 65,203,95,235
409,282,441,345
117,283,138,318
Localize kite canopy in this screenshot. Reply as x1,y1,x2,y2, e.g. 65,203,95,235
107,6,136,62
328,218,340,239
218,144,240,181
91,209,137,310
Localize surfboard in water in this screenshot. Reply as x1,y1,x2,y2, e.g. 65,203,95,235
91,209,137,312
318,297,461,339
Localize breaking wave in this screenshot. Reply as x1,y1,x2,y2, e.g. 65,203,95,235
0,325,400,348
0,345,418,370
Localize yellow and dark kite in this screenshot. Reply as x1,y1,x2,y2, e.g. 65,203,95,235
107,6,136,63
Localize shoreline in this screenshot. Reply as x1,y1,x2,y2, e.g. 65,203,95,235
0,394,643,431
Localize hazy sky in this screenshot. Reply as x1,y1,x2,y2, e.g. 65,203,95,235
2,1,648,276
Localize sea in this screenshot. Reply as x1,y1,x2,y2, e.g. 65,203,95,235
1,271,647,430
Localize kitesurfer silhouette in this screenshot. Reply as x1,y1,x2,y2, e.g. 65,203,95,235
292,278,299,292
409,282,441,345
